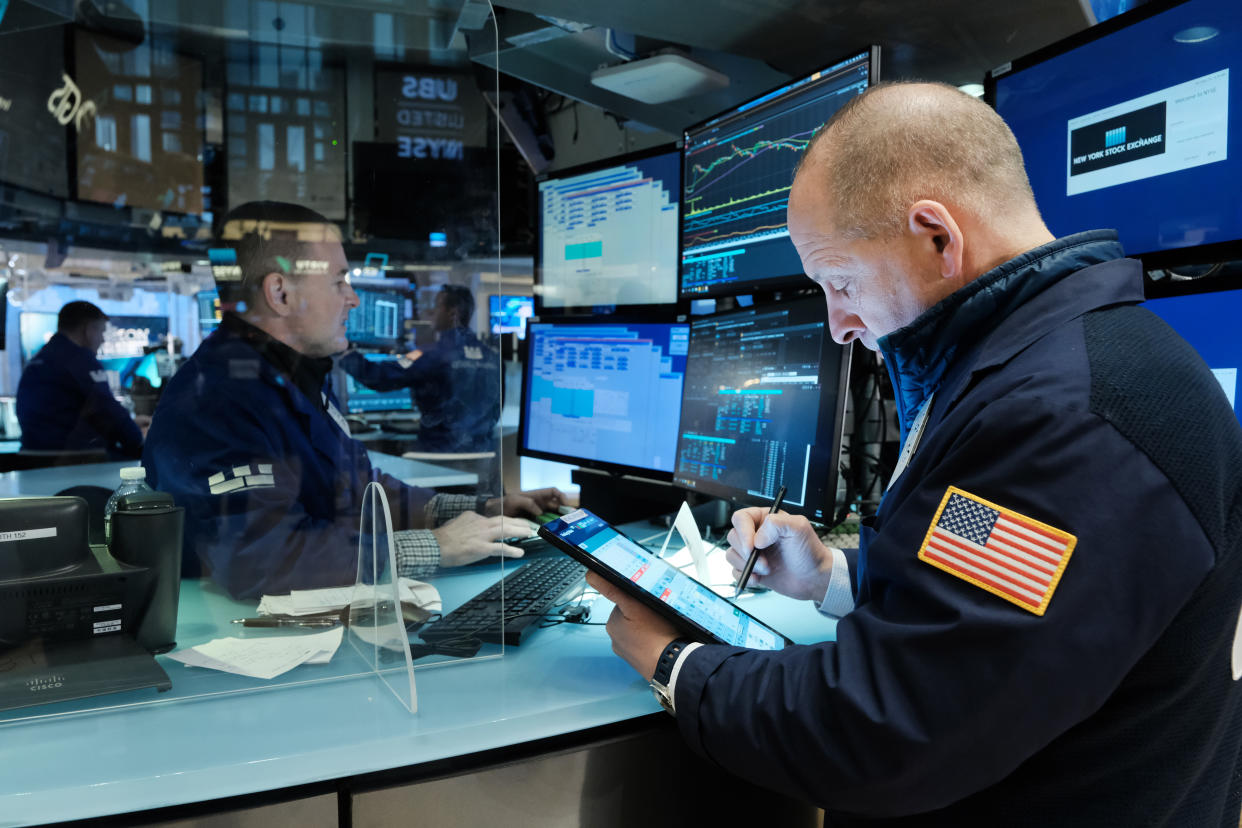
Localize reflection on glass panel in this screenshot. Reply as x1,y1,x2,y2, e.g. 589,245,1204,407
286,125,305,172
95,116,117,152
130,113,151,163
257,122,275,170
135,84,151,105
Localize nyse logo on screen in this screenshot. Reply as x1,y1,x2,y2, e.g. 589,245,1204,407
401,76,459,102
1069,102,1166,176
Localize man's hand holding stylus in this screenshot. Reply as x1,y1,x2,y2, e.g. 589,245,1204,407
725,508,837,602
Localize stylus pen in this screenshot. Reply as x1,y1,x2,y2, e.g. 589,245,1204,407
231,617,340,629
735,485,787,596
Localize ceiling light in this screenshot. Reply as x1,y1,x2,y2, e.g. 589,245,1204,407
1173,25,1219,43
958,83,985,98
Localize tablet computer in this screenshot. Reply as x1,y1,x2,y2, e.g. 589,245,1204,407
538,508,793,650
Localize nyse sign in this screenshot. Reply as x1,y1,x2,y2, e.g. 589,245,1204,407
376,67,486,160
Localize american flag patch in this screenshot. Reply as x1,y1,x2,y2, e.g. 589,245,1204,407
918,487,1076,616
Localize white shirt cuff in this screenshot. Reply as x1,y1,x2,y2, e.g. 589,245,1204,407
817,547,855,619
665,641,704,712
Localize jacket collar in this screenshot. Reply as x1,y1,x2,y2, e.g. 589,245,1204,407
219,312,334,407
876,230,1125,438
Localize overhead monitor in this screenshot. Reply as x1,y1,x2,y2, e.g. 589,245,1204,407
1143,284,1242,422
673,296,851,523
519,320,689,479
536,146,680,313
988,0,1241,267
347,288,406,348
680,48,878,298
490,295,533,339
343,354,412,414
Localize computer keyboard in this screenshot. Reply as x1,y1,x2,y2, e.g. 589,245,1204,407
418,556,587,647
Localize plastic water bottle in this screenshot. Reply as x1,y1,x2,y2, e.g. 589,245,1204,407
105,466,154,546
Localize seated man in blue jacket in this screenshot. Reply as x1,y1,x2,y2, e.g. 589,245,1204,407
144,201,561,600
591,82,1242,824
340,285,499,452
16,300,144,459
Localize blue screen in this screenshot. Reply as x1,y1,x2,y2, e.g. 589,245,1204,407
538,149,680,309
994,0,1241,259
681,50,872,297
490,295,533,338
344,353,411,414
521,322,689,474
347,289,404,347
1144,288,1242,422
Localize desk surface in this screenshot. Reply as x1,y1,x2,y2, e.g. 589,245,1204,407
0,450,476,497
0,523,834,826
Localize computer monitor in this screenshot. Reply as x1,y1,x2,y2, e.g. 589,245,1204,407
680,48,878,298
1144,285,1242,422
519,320,690,479
196,290,221,335
343,354,412,414
987,0,1241,267
536,146,680,313
490,295,533,339
673,296,851,523
98,316,169,391
347,288,406,348
18,312,58,365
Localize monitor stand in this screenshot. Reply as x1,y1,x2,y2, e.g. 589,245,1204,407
572,468,685,525
0,635,171,714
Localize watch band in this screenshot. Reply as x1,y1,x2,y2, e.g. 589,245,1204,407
652,637,693,688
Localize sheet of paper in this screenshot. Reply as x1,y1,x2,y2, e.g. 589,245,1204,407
168,627,344,679
656,501,710,584
259,579,441,616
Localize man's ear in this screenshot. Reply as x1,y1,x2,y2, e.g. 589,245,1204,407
259,272,293,317
907,200,965,281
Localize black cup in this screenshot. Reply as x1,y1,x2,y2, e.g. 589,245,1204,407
109,496,184,654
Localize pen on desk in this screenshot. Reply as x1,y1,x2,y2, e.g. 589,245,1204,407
231,617,340,629
736,484,787,597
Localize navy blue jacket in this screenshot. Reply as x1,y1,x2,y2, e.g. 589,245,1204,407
674,232,1242,825
143,319,436,600
16,332,143,458
340,327,499,452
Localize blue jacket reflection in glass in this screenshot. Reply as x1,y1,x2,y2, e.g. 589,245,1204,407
339,327,499,452
672,231,1242,825
143,317,436,600
16,332,143,458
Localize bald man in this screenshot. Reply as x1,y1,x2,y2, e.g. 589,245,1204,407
592,82,1242,824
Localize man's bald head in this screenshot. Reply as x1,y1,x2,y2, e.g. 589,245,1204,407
794,81,1043,240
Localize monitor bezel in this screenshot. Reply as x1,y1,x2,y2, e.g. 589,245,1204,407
984,0,1242,269
533,143,684,318
670,293,853,524
516,313,689,482
678,45,881,300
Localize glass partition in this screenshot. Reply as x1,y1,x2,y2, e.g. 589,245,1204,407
0,0,514,724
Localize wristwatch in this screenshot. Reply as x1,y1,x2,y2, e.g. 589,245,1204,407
650,638,693,716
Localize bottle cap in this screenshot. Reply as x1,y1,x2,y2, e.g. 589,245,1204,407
119,466,147,481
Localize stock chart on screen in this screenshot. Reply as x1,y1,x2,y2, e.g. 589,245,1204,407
681,49,874,297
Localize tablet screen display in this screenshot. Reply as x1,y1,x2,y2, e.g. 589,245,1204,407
545,509,787,650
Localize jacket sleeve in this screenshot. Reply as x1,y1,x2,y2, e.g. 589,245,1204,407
144,397,435,600
340,350,434,392
671,397,1215,817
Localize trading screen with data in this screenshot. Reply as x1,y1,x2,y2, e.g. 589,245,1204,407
347,288,406,347
520,321,689,477
680,49,875,297
537,147,680,311
673,297,849,520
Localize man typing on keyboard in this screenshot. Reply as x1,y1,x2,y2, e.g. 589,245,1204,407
143,201,565,600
